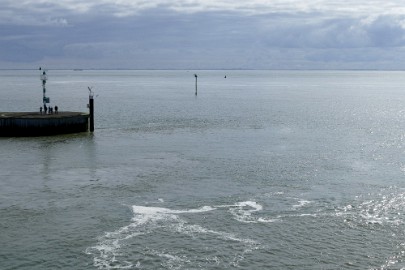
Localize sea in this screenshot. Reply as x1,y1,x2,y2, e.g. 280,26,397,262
2,69,405,269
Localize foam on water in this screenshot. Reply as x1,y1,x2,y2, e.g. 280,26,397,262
132,205,215,216
292,200,312,210
87,201,264,269
213,201,278,223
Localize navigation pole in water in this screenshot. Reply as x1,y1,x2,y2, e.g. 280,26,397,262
88,87,95,132
194,74,198,96
39,67,49,110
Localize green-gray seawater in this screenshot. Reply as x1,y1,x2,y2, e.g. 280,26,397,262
2,70,405,269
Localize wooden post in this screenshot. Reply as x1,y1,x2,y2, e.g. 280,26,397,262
89,95,94,132
194,74,198,96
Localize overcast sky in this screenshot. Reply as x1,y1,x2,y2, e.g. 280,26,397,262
1,0,405,69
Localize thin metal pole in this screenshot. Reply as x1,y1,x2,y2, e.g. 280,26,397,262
194,74,198,95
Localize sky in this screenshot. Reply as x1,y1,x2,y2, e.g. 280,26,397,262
1,0,405,69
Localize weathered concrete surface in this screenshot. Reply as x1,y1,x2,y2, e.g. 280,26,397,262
0,111,89,137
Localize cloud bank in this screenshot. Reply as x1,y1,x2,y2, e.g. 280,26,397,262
1,0,405,69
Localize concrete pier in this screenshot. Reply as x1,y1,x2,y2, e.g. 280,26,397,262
0,112,89,137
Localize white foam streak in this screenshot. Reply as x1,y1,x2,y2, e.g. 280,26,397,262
175,222,259,246
149,249,190,269
237,201,263,211
217,201,262,211
85,222,144,269
87,201,265,269
225,201,266,223
292,200,312,209
132,205,215,216
257,217,279,223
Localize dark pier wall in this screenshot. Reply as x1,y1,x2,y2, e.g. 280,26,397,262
0,112,89,137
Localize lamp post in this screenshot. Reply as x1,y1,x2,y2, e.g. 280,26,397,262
39,67,49,111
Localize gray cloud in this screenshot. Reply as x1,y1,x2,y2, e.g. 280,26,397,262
365,16,405,47
1,1,405,69
258,15,405,49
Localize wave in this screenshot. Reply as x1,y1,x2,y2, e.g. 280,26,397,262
292,200,312,210
86,201,264,269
